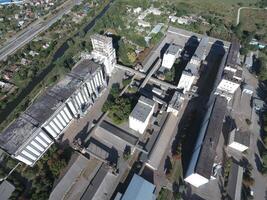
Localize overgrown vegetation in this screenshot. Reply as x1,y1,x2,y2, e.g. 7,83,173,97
0,144,72,199
102,83,135,124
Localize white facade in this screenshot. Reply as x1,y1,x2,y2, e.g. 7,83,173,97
1,60,107,166
14,129,53,166
216,79,240,94
91,34,116,76
184,173,209,188
162,53,176,69
177,72,196,93
129,112,153,134
129,97,155,134
228,142,248,152
44,69,106,140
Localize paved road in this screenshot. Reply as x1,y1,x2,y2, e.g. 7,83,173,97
249,103,267,200
231,68,267,199
0,0,79,61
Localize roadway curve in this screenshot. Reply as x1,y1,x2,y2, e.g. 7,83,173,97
0,0,80,61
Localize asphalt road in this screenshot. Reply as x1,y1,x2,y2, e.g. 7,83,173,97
0,0,79,61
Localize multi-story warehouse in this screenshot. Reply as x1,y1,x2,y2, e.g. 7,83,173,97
161,43,182,69
0,59,106,166
129,96,155,134
184,96,227,187
90,34,116,76
215,39,242,100
177,36,209,93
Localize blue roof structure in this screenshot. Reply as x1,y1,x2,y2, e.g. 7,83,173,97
122,174,155,200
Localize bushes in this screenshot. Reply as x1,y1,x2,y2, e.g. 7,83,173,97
243,169,255,187
102,83,134,124
118,40,137,66
5,144,72,199
122,78,132,87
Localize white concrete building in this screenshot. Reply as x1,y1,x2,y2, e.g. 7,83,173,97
177,37,209,93
129,96,155,134
228,129,250,153
90,34,116,76
215,39,242,100
185,96,227,188
0,59,107,166
177,71,196,93
162,43,182,69
167,91,185,116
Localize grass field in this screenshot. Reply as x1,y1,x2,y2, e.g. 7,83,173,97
240,9,267,41
165,0,260,24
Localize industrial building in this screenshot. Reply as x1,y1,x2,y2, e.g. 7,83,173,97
161,43,182,69
118,174,156,200
227,162,243,200
145,113,179,170
177,37,209,93
93,120,139,154
228,129,250,153
129,96,155,134
0,59,107,166
184,96,227,188
90,34,116,76
167,91,185,116
215,39,242,100
0,180,15,200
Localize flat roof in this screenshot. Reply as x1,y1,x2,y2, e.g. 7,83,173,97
70,59,102,80
140,112,168,162
130,96,155,122
234,130,250,147
97,121,139,147
147,113,179,170
169,91,184,110
184,62,199,76
192,36,209,61
0,180,15,200
91,34,112,43
0,116,38,154
81,164,116,200
227,162,243,200
0,59,101,156
49,59,101,101
86,137,111,160
165,43,182,55
49,74,82,102
226,39,240,67
121,174,155,200
49,154,90,200
223,70,241,83
25,92,63,125
195,96,227,179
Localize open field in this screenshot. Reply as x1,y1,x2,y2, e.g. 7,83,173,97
240,9,267,41
162,0,260,24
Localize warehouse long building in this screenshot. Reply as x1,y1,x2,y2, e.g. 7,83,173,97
0,59,106,166
184,96,227,187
